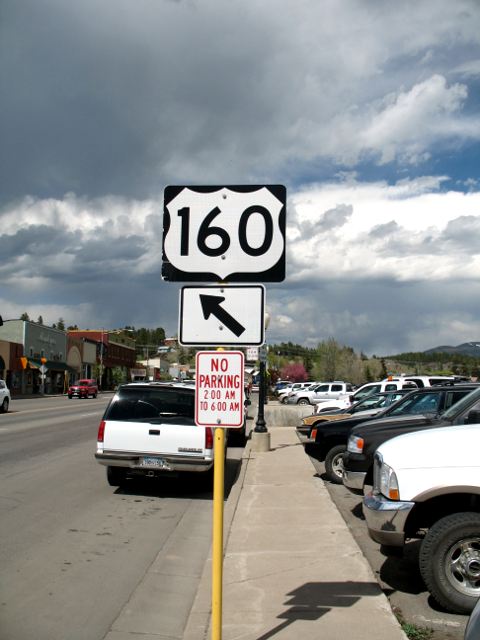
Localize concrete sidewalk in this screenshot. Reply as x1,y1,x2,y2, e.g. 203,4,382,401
184,426,407,640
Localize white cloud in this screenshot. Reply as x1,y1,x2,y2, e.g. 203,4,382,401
288,178,480,283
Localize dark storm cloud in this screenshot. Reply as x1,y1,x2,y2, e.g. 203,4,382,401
69,236,146,263
0,0,285,202
0,225,75,260
2,0,479,205
270,277,480,355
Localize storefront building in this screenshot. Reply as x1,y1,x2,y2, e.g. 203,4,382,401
66,335,97,381
0,339,23,394
0,320,72,394
67,330,136,389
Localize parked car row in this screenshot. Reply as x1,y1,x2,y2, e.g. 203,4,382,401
298,382,480,616
299,383,478,484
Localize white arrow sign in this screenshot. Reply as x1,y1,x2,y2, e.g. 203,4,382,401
162,185,286,282
179,285,265,346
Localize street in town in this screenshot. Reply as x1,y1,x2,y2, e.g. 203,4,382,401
0,394,472,640
0,395,243,640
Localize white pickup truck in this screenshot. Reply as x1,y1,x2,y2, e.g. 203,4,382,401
363,420,480,614
96,382,217,486
287,381,353,405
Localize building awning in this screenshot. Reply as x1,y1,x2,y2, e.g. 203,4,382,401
27,359,76,372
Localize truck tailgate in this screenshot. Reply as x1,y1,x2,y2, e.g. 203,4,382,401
103,419,207,457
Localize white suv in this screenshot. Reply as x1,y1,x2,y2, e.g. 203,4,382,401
0,380,10,413
96,382,218,487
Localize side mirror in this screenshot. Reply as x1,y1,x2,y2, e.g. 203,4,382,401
465,409,480,424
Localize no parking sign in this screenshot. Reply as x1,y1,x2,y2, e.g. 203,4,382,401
195,351,245,427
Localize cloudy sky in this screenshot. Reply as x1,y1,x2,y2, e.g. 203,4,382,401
1,0,480,355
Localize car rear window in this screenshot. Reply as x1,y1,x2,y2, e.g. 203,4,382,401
104,386,195,423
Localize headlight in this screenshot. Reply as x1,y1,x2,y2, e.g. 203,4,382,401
347,435,364,453
378,462,400,500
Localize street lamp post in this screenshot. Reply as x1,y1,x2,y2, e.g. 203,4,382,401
254,355,268,432
252,314,271,451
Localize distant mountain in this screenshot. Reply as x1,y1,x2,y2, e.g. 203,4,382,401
424,342,480,358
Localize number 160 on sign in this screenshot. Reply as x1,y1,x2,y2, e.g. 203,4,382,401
162,185,286,283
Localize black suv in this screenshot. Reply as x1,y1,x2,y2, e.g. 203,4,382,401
343,384,480,494
308,384,479,484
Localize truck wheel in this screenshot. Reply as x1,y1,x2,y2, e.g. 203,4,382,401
419,512,480,614
107,466,127,487
324,445,346,484
297,398,310,405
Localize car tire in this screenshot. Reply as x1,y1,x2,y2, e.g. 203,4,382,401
419,512,480,614
324,444,346,484
107,466,127,487
1,397,9,413
280,396,288,404
92,393,97,398
68,395,73,399
297,398,310,405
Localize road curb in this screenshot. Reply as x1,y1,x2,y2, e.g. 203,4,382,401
183,438,253,640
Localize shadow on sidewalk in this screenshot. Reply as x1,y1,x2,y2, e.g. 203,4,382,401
255,580,381,640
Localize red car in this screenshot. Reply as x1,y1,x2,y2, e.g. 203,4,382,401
68,379,98,399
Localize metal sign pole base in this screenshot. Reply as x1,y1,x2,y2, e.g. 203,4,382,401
250,431,271,452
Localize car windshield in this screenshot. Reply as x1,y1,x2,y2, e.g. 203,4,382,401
441,387,480,420
351,394,385,411
105,386,195,422
353,392,406,412
387,391,442,416
76,380,91,386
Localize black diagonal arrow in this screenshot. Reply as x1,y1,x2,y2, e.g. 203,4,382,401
200,294,246,337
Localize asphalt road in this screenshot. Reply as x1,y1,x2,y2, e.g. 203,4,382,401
303,443,468,640
0,394,244,640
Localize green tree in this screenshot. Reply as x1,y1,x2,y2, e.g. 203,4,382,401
20,312,30,320
37,315,44,325
380,358,388,379
57,318,65,331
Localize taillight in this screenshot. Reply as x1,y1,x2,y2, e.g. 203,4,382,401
205,427,213,450
311,428,317,440
97,420,106,443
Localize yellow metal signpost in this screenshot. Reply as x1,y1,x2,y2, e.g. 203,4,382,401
195,350,244,640
212,427,225,640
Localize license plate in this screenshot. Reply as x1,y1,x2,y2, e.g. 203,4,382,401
140,457,169,469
